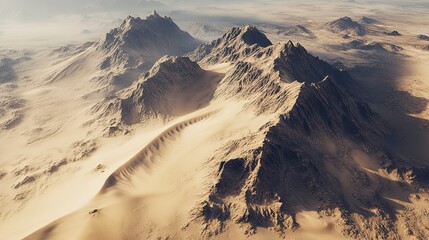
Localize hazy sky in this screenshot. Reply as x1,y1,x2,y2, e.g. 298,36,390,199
0,0,427,48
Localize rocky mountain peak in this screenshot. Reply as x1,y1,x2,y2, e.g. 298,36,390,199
222,25,272,47
95,13,200,70
187,25,272,63
240,25,273,47
145,56,203,78
271,41,349,84
281,40,307,55
150,10,160,18
326,16,366,36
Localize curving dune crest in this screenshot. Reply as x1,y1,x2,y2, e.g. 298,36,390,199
99,111,216,194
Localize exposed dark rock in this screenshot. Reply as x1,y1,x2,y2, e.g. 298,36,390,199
384,30,401,36
89,209,99,214
417,34,429,41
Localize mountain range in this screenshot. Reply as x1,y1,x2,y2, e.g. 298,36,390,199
0,11,428,240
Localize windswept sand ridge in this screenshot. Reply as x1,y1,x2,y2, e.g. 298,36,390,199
100,110,217,193
23,101,276,240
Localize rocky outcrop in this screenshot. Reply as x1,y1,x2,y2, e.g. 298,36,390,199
418,34,429,41
384,30,401,36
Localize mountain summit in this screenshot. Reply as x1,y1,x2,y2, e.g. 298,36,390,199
188,25,272,63
326,16,366,36
46,12,201,94
96,11,200,69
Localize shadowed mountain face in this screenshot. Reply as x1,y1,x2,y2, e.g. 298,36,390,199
119,56,221,124
240,26,273,47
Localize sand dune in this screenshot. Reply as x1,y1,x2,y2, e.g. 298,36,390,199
24,101,275,240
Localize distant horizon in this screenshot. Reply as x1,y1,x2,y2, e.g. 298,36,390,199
1,0,428,48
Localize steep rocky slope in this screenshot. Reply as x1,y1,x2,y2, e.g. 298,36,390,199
193,76,429,239
189,26,353,113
